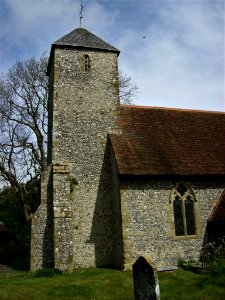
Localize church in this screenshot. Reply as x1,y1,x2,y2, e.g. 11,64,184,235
31,27,225,271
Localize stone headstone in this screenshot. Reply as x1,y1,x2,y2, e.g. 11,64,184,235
133,256,160,300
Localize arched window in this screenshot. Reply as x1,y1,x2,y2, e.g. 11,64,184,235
84,54,90,72
170,183,197,237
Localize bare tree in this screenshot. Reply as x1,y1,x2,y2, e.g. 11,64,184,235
0,55,48,221
118,71,139,105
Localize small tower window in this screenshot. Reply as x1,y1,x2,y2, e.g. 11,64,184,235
84,54,90,72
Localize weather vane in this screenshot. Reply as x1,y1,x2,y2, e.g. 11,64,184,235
79,0,83,28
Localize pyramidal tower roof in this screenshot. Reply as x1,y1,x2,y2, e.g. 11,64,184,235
53,28,119,53
47,27,119,75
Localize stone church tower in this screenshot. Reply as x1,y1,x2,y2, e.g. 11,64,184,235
31,28,121,271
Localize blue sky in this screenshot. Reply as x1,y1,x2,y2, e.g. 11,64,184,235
0,0,224,111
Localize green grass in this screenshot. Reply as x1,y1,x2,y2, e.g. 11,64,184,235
0,267,225,300
159,268,225,300
0,268,133,300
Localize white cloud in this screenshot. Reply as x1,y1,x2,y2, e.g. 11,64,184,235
1,0,224,111
116,1,224,111
84,2,119,33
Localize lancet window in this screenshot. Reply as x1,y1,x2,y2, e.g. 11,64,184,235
84,54,90,72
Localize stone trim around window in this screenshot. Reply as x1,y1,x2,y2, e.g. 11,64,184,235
169,182,201,240
79,54,91,73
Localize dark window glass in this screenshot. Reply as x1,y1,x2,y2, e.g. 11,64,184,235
177,183,187,196
84,55,90,72
173,196,185,236
185,196,196,235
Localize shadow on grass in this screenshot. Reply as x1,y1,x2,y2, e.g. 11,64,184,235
1,252,30,271
34,268,63,277
178,261,207,274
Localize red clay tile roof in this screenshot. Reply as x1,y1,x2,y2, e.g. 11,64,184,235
109,105,225,175
208,190,225,223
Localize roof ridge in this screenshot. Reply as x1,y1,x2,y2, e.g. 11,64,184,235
120,104,225,114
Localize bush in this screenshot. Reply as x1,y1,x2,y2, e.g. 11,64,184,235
0,181,40,265
200,259,225,287
209,259,225,276
34,268,63,277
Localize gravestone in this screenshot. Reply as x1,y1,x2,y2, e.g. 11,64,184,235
133,256,160,300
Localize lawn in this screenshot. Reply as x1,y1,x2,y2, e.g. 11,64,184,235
0,267,225,300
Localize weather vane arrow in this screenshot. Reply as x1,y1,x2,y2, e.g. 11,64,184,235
80,0,83,28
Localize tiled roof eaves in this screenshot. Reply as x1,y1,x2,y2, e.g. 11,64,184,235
116,170,225,176
117,174,225,181
52,43,120,54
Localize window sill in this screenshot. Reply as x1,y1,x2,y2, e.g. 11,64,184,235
169,234,200,241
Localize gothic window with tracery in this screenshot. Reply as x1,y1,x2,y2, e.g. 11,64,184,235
170,183,196,236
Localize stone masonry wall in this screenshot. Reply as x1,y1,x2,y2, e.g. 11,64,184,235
119,177,224,269
48,47,120,269
31,166,54,270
